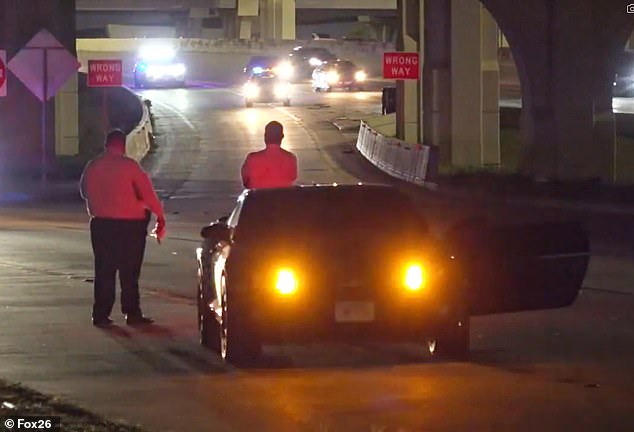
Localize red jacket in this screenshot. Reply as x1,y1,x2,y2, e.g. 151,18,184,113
241,145,298,189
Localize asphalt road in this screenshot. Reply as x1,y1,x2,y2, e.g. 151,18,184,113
0,83,633,431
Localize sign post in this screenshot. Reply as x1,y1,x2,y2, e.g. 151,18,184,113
0,50,6,97
8,29,80,185
87,60,123,130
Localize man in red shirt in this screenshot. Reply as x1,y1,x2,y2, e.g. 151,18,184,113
80,130,166,327
241,121,298,189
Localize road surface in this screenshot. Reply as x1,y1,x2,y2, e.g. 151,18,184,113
0,83,633,431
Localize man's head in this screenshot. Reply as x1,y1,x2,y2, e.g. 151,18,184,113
105,129,127,153
264,121,284,146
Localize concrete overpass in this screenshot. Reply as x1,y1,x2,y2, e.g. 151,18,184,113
76,0,397,40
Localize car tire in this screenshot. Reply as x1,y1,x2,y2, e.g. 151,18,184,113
198,252,220,352
246,100,254,108
220,274,261,366
283,99,291,107
427,301,470,361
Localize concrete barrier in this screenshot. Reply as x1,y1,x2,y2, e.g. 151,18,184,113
356,120,437,187
125,93,153,162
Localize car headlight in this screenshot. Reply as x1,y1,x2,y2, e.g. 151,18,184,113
355,70,367,82
327,70,340,84
275,268,298,295
172,63,186,76
146,65,164,79
309,57,323,67
274,83,290,98
243,82,260,98
275,61,294,80
404,263,426,291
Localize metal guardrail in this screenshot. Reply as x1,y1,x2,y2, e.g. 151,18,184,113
356,120,437,188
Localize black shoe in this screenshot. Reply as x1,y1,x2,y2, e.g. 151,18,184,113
93,317,114,328
125,314,154,326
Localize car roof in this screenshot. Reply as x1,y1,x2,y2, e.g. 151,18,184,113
242,184,398,201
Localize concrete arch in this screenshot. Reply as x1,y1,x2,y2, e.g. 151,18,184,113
480,0,634,181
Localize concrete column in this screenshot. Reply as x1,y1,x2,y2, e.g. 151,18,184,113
237,0,258,39
481,6,500,166
55,73,79,156
396,0,421,143
450,0,499,168
422,0,451,165
260,0,296,41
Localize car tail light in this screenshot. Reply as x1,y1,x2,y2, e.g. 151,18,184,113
403,263,426,291
275,268,298,295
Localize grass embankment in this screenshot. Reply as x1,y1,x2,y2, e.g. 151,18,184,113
0,379,145,432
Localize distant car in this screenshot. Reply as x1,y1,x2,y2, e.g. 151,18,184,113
242,71,291,107
195,184,589,365
287,46,338,79
613,49,634,97
133,45,186,88
312,60,367,92
243,55,294,81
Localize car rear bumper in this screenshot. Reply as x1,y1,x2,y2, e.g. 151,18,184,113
245,294,450,343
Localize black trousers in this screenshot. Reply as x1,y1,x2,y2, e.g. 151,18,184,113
90,215,149,320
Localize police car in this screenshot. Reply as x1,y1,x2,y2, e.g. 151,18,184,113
133,45,186,88
243,71,291,108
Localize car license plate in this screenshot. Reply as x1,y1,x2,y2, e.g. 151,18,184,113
335,301,375,322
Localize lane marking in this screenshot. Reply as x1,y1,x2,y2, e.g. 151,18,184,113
148,98,197,131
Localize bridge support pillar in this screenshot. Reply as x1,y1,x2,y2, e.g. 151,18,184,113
260,0,296,41
483,0,633,182
449,0,499,168
396,0,422,143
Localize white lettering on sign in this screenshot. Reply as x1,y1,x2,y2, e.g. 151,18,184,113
94,74,117,83
89,63,121,73
391,67,412,76
385,56,418,66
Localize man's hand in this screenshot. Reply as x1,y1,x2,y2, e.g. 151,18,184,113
151,217,166,244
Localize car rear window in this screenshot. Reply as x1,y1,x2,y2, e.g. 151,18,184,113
235,188,426,244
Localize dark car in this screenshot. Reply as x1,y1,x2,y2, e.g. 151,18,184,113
287,46,338,79
312,60,368,92
613,49,634,97
196,184,589,365
242,71,291,107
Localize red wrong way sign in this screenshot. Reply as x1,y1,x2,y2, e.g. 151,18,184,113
88,59,122,87
0,50,7,97
383,52,419,80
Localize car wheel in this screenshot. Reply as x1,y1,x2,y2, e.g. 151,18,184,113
198,256,220,351
245,100,254,108
283,99,291,107
427,302,470,361
219,273,261,366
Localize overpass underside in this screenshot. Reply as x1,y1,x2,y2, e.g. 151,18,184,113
398,0,634,182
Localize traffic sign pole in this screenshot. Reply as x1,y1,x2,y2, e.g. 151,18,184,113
41,49,48,185
0,50,6,97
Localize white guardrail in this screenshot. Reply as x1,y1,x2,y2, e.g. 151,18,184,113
356,120,437,187
125,95,153,162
